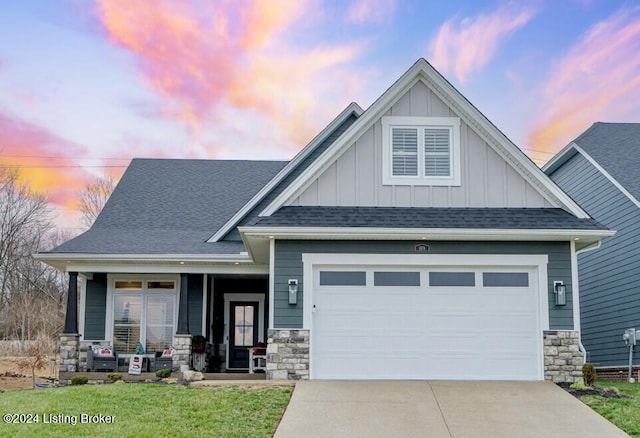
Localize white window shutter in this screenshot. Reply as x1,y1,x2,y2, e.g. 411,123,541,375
424,128,451,176
392,128,418,176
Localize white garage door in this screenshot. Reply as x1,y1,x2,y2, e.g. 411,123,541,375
311,263,543,380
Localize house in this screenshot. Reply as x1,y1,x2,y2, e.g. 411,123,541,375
36,59,613,382
544,123,640,371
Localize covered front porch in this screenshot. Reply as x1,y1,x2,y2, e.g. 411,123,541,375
59,271,269,375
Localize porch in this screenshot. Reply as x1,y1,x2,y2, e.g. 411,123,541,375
60,272,270,375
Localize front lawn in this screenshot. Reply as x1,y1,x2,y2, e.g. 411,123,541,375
581,381,640,437
0,383,292,437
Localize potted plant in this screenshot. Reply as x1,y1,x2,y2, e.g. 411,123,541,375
192,335,206,354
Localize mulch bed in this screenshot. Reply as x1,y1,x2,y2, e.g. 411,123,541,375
556,382,626,398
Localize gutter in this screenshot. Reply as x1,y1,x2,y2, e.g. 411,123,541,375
574,240,604,364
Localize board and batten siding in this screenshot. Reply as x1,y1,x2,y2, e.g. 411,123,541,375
548,152,640,366
84,273,108,340
291,81,552,209
273,240,573,329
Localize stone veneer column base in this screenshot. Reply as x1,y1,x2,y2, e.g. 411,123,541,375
543,330,584,383
59,334,80,372
173,334,192,371
266,329,309,380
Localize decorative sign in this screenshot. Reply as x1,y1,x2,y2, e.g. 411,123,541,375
128,355,144,375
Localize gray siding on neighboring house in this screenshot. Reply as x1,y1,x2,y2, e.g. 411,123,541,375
187,274,204,336
84,274,107,340
273,240,573,329
548,152,640,366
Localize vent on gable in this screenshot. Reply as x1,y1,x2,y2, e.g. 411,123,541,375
415,243,430,253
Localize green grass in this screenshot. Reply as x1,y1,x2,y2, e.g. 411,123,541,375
0,383,292,437
581,381,640,437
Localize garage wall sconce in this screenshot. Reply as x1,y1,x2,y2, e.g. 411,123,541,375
288,279,298,305
554,281,566,306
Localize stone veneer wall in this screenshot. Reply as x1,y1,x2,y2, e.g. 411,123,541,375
172,334,192,371
59,334,80,372
266,329,309,380
543,330,584,383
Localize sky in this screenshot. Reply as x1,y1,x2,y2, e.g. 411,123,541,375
1,0,639,234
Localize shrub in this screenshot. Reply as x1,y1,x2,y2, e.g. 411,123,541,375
71,376,88,386
582,363,596,386
156,369,171,378
570,381,588,390
107,373,122,382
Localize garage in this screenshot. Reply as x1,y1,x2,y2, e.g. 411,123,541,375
305,254,547,380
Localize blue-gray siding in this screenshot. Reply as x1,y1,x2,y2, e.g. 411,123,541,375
548,152,640,366
84,274,107,340
274,240,573,329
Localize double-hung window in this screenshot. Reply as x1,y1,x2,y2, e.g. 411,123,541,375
382,116,461,186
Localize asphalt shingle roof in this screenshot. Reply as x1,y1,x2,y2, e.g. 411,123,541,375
48,158,287,254
573,122,640,200
250,206,606,230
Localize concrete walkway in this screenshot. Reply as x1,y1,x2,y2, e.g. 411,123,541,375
274,381,629,438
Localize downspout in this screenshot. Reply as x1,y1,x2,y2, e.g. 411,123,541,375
573,241,602,363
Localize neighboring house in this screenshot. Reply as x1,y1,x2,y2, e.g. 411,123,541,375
544,123,640,369
36,59,613,382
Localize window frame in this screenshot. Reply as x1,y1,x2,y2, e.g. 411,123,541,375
382,116,461,186
106,275,178,355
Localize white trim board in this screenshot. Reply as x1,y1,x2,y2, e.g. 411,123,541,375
544,142,640,209
259,59,589,219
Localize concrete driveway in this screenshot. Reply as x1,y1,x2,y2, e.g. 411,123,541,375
274,381,628,438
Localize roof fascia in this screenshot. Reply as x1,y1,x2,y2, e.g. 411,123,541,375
239,225,615,241
541,142,579,174
545,143,640,209
259,58,590,219
207,102,363,242
33,252,267,274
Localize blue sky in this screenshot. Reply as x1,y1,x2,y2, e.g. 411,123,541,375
0,0,639,231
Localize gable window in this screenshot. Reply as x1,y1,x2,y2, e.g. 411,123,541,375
383,116,461,186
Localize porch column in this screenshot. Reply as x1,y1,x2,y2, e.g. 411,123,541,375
63,271,79,334
177,273,189,334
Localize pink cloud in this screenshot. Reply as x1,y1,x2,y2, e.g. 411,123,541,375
347,0,396,24
529,6,640,161
94,0,364,150
0,111,90,207
429,4,536,83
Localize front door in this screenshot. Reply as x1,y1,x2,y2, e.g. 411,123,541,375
228,301,259,369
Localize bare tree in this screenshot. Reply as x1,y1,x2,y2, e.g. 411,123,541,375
0,166,65,347
0,168,53,310
78,175,115,229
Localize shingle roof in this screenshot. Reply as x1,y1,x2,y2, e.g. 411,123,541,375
250,206,606,230
48,159,287,254
573,122,640,200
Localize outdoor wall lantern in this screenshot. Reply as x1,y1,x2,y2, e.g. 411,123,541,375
288,279,298,305
554,281,566,306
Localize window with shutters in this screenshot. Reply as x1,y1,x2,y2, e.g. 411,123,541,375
382,116,461,186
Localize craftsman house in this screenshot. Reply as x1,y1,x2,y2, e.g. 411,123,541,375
36,59,613,381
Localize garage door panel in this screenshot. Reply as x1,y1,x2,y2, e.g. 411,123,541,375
312,265,541,380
